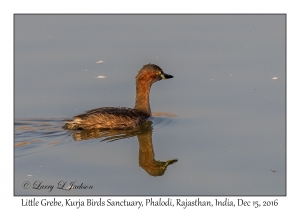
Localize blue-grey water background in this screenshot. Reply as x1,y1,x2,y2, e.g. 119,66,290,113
14,15,285,195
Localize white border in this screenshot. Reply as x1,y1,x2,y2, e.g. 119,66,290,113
4,0,299,208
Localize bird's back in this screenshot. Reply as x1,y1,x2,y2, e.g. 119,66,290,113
63,107,150,130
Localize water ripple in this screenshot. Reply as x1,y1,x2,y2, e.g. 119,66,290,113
14,113,177,156
151,112,177,129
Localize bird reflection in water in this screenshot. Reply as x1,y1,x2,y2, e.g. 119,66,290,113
69,120,178,176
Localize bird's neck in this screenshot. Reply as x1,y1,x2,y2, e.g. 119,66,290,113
134,80,152,115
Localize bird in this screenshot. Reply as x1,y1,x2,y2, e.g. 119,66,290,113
62,64,173,130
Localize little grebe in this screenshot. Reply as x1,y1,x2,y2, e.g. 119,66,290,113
63,64,173,130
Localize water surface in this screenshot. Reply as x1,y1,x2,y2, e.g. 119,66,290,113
14,14,285,195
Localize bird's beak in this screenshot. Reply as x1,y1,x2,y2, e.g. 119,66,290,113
161,72,173,80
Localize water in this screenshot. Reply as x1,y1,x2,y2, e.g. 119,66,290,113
14,14,285,195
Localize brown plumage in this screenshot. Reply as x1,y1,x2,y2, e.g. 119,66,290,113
63,64,173,130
